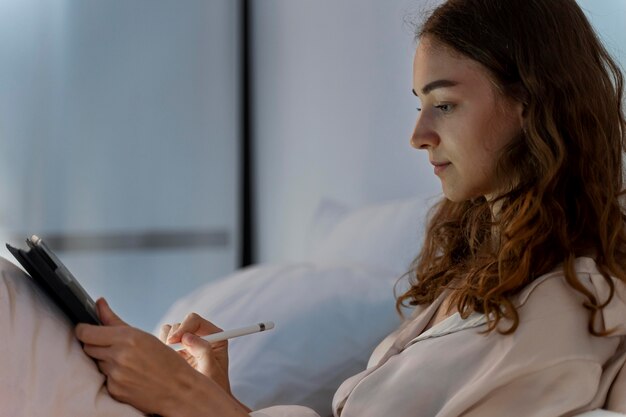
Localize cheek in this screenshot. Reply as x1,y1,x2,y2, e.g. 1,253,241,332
485,104,522,151
466,112,519,171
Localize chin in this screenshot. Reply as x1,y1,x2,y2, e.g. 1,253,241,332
444,195,469,203
441,187,464,202
442,187,482,203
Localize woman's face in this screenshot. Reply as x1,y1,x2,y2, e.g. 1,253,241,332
411,37,524,202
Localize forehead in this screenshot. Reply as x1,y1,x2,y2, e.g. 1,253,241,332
413,37,495,94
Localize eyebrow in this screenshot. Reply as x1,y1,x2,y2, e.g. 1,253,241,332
412,79,460,96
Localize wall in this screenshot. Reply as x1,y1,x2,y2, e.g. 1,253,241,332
578,1,626,64
252,0,442,264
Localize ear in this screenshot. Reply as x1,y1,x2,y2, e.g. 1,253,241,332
513,84,529,127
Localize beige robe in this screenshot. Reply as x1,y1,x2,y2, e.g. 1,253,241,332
251,257,626,417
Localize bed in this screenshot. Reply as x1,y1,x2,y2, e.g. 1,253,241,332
1,196,624,416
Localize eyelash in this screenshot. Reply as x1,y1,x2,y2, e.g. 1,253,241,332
436,104,453,113
416,104,454,113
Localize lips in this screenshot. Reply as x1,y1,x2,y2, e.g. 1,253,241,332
431,161,451,175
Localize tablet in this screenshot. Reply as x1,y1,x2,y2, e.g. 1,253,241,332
6,235,101,325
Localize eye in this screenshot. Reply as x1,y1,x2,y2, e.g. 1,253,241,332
416,107,422,112
435,103,454,113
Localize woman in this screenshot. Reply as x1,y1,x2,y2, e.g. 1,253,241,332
76,0,626,416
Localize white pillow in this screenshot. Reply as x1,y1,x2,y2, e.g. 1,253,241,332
307,196,437,275
305,199,351,254
155,262,402,416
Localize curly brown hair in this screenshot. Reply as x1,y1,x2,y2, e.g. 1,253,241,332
397,0,626,335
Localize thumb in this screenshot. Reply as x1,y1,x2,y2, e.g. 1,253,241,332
181,332,211,358
96,298,127,326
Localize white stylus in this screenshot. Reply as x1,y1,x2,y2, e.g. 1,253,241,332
168,321,275,351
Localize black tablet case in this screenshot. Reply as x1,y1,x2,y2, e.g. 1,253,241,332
6,241,101,325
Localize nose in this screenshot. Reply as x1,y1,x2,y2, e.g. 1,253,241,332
410,112,439,150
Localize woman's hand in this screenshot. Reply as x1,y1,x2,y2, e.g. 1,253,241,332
159,314,232,396
76,298,249,417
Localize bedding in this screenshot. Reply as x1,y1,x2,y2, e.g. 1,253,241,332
153,196,440,415
0,252,402,417
306,196,434,275
1,196,625,416
0,257,143,417
3,254,625,417
155,262,402,416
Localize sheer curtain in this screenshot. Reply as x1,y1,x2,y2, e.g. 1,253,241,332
0,0,241,330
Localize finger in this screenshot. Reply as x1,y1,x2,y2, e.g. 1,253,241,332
76,323,128,346
177,349,197,366
95,361,122,397
159,324,172,343
96,358,114,376
82,344,112,361
181,332,212,359
170,313,222,341
96,298,128,327
166,323,181,343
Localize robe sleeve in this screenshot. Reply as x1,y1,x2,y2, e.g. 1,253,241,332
459,360,603,417
606,353,626,413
